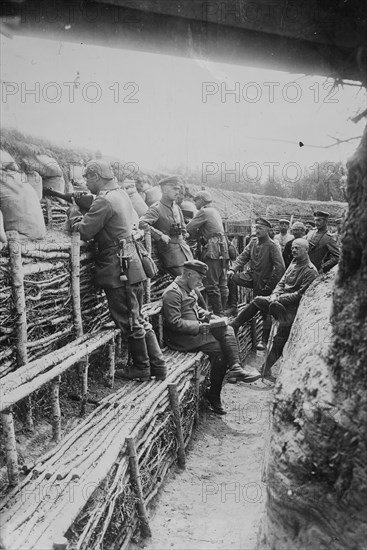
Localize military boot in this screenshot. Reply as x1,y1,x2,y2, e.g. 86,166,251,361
145,329,167,380
115,336,150,382
230,302,259,335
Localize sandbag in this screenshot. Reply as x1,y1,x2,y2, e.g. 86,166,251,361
0,169,46,240
26,171,43,201
42,174,66,193
129,191,148,216
122,179,148,217
0,150,19,171
24,154,62,178
145,185,162,206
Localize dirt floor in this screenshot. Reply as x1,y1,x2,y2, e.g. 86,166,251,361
130,352,274,550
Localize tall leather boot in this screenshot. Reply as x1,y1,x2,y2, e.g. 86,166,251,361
225,278,238,315
205,354,227,415
145,329,167,380
231,302,259,334
207,292,224,316
115,336,151,381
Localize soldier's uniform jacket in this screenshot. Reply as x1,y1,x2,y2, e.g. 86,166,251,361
69,187,146,288
139,198,192,268
307,228,340,272
232,236,285,295
162,278,207,351
186,205,229,260
272,258,318,308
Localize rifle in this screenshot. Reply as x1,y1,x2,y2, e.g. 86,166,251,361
43,187,94,211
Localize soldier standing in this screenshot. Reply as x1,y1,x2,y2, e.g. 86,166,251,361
68,160,167,381
283,221,306,268
226,217,285,349
139,176,193,276
307,211,340,274
274,218,293,252
186,190,229,316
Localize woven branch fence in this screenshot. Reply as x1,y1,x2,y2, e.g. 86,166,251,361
0,208,260,550
0,350,210,550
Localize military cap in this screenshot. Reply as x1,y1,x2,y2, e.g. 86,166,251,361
183,260,208,276
291,221,306,229
158,175,182,188
314,210,329,218
83,160,114,180
255,217,272,228
194,191,212,203
279,218,290,225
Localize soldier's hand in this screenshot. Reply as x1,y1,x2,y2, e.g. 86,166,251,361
199,322,210,335
161,234,171,244
227,269,234,280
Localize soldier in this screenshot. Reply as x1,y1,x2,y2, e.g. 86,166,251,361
139,175,193,277
307,211,340,274
231,238,318,381
305,220,316,234
226,217,285,349
274,218,293,252
68,159,167,382
283,221,306,268
186,190,229,316
162,260,261,415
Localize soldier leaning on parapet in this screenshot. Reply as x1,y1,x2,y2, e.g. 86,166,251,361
231,238,318,383
139,176,193,277
186,190,229,317
306,211,340,274
67,159,167,382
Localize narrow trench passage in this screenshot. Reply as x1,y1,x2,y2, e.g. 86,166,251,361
130,354,274,550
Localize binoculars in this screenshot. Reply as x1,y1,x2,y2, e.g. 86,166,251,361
169,223,183,237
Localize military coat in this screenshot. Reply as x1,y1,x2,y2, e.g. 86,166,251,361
69,187,146,288
139,198,192,268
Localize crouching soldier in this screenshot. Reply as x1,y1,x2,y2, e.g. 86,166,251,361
68,159,166,381
162,260,261,415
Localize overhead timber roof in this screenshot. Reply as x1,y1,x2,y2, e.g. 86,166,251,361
1,0,367,82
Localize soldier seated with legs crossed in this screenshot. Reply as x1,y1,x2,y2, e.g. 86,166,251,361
231,238,318,381
162,260,261,415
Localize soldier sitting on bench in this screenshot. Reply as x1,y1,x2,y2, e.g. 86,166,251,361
162,260,261,415
231,238,318,382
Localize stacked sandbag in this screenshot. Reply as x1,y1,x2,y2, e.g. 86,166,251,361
25,170,43,200
145,184,161,206
0,168,46,240
24,154,65,193
122,179,148,217
0,149,19,171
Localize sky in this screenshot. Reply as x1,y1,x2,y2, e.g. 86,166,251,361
1,34,366,182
